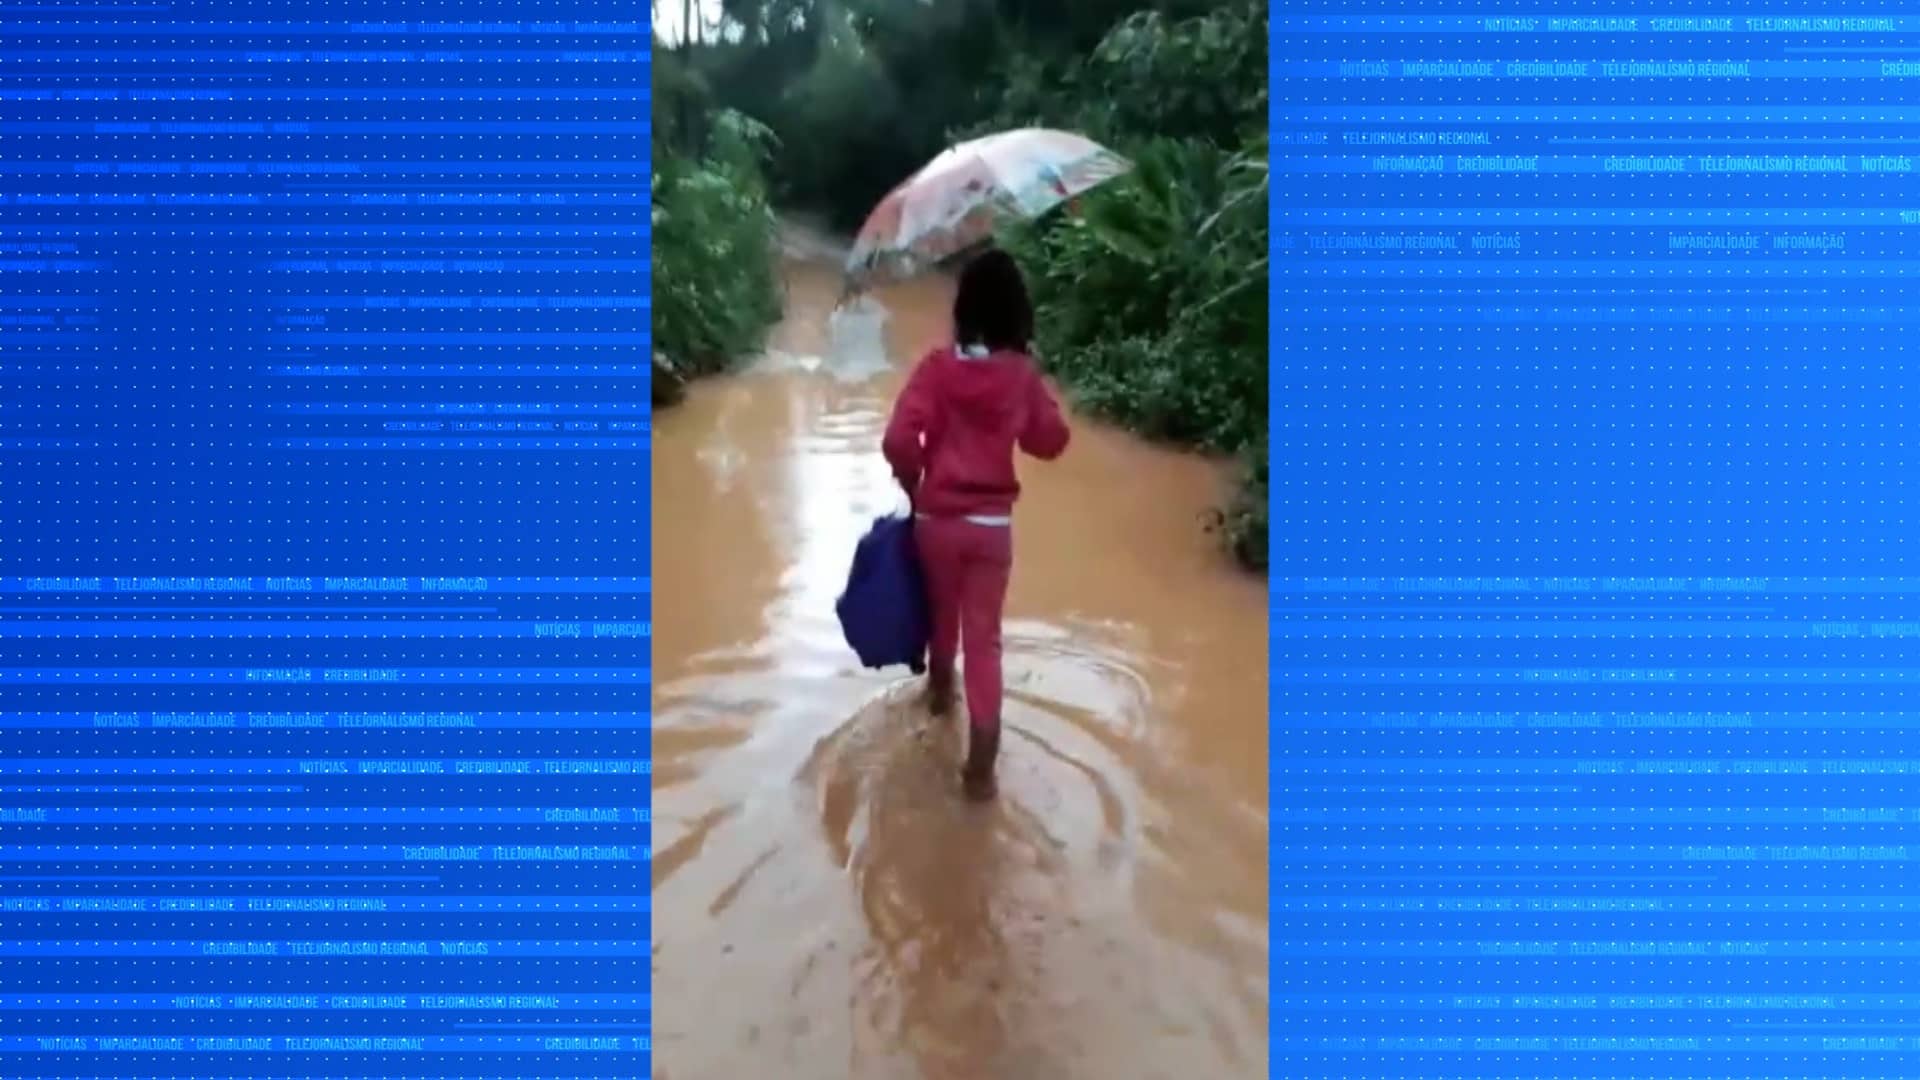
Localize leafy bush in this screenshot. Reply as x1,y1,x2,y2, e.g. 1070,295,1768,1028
1000,132,1268,565
1078,3,1267,147
968,2,1268,569
1214,434,1267,572
652,109,783,384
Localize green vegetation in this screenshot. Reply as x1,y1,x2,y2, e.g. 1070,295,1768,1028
984,3,1268,570
650,50,782,404
657,0,1269,570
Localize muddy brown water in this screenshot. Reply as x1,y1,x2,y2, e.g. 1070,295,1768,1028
651,228,1270,1079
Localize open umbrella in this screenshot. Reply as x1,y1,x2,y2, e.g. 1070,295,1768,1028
845,127,1132,288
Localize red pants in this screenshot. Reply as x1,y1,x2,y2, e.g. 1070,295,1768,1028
914,517,1013,733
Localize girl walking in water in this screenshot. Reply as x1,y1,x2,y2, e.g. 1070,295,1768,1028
881,250,1071,800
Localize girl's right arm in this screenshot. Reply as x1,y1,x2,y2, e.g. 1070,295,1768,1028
882,354,937,495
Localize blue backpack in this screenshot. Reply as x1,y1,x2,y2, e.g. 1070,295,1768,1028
835,513,930,674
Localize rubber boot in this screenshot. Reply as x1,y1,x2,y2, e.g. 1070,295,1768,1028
961,725,999,801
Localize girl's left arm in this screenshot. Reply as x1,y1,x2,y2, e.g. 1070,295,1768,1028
1018,368,1070,461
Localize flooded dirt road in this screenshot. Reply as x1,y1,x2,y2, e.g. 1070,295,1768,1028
651,229,1269,1079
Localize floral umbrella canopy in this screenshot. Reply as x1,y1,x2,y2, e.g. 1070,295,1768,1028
845,127,1132,288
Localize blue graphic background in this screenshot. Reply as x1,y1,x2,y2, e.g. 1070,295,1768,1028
0,3,651,1077
1271,6,1920,1079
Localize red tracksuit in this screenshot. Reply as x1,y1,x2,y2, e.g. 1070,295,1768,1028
881,344,1070,733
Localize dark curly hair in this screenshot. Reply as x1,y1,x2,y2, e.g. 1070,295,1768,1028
952,249,1034,353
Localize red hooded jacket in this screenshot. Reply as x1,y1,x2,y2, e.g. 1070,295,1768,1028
882,345,1070,519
